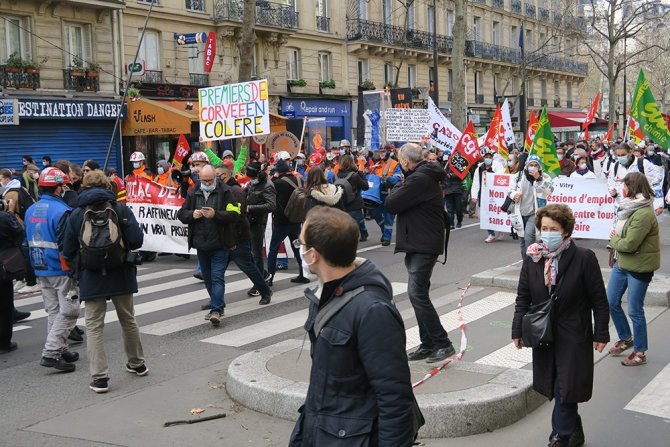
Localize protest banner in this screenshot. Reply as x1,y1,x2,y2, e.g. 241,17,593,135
125,175,193,254
447,121,480,180
385,108,430,141
427,97,462,156
198,79,270,142
480,173,616,239
390,88,413,108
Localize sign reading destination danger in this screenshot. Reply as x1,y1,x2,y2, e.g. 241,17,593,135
198,79,270,142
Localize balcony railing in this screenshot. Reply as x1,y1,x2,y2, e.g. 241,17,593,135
511,0,522,14
0,66,40,90
347,19,453,54
137,70,163,83
316,16,330,32
531,55,588,76
541,98,548,106
527,97,535,106
466,40,522,64
539,7,550,21
566,100,573,108
213,0,298,29
472,0,486,4
525,3,536,18
190,73,209,86
492,0,504,9
63,69,99,92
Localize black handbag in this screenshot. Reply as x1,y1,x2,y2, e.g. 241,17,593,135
521,277,563,348
0,246,26,283
500,195,514,213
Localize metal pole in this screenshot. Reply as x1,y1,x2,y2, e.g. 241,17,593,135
103,1,155,171
623,37,627,134
432,0,439,106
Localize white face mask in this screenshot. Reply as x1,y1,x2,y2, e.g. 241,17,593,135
132,162,141,169
299,245,317,280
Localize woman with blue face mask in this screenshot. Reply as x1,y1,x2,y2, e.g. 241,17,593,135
513,204,610,447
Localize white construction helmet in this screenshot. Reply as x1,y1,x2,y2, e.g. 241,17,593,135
189,151,210,163
339,139,351,147
129,152,145,162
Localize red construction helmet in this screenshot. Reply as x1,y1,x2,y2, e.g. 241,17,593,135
38,167,67,187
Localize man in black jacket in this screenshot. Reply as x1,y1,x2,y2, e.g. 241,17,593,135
386,143,455,363
177,166,241,325
289,207,417,447
0,203,24,354
244,161,275,293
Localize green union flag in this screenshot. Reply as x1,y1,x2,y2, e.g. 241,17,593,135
531,107,561,178
631,69,670,150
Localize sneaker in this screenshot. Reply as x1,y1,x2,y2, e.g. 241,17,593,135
0,342,18,354
247,287,261,297
381,240,391,246
359,235,368,242
209,311,221,326
456,222,462,229
426,344,457,363
12,309,31,323
40,356,76,372
193,272,204,280
201,302,212,311
621,351,646,366
126,363,149,376
259,295,271,305
450,224,455,230
263,271,272,283
290,276,311,284
68,328,84,343
266,275,274,287
484,235,497,243
568,421,585,447
609,338,633,356
17,284,40,294
276,264,287,270
13,280,26,292
204,311,212,321
548,435,569,447
90,378,109,393
61,351,79,363
74,325,85,336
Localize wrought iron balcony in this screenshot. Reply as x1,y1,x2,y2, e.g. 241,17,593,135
511,0,522,14
347,19,453,54
137,70,163,83
492,0,505,9
466,40,522,64
190,73,209,86
541,98,548,106
539,7,550,21
317,16,330,32
213,0,298,29
472,0,487,4
567,100,573,108
527,97,535,106
531,55,588,76
525,3,536,18
63,69,99,92
475,94,485,104
1,66,40,90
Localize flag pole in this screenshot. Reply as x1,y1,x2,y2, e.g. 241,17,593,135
298,116,308,153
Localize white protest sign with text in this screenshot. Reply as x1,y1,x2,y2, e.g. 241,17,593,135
385,108,430,141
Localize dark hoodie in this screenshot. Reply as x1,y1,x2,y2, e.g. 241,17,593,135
62,187,144,300
385,160,446,255
290,259,415,447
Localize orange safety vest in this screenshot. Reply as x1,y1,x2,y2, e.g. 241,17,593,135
373,159,398,178
154,170,177,188
133,166,152,180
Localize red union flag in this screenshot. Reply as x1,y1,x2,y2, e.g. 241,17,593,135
204,32,216,73
524,109,539,152
448,121,480,180
171,134,191,169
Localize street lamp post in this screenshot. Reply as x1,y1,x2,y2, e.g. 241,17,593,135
432,0,439,105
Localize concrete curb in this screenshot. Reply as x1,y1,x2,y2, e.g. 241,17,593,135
226,339,545,438
471,266,670,307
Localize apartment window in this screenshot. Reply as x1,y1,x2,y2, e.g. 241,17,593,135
316,0,328,16
407,64,417,89
511,25,518,48
539,32,546,50
446,11,455,36
384,62,394,86
286,48,301,80
554,80,560,99
473,16,481,41
2,15,31,62
185,0,205,12
492,21,500,46
511,76,518,95
318,52,331,82
66,23,93,67
382,0,393,24
527,79,534,99
407,2,416,29
428,6,435,34
138,0,158,4
138,30,160,71
566,82,572,103
474,71,482,96
357,59,369,85
541,79,547,99
494,74,500,97
553,36,560,51
188,45,204,74
525,29,532,51
448,69,453,94
358,0,368,20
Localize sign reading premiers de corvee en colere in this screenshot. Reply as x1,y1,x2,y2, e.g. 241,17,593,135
18,99,126,120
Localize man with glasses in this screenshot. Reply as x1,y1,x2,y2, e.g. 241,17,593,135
289,206,418,446
177,165,242,325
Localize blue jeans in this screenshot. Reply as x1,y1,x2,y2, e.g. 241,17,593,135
267,223,303,276
444,193,463,226
551,376,579,441
520,214,537,260
369,206,394,242
405,252,451,350
347,209,368,238
228,240,272,296
606,262,650,352
197,249,230,313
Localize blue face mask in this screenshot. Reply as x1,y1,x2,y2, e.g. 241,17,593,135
200,183,215,192
618,155,629,164
484,158,493,166
157,167,165,175
541,231,564,252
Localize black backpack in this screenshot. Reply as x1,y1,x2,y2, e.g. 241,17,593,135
334,172,356,205
281,176,309,223
78,201,126,273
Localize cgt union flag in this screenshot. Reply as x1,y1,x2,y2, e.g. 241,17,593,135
448,121,481,180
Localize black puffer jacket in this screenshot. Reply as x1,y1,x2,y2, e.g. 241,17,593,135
246,176,276,227
385,160,446,255
62,188,144,300
289,259,415,447
336,168,369,211
225,177,250,242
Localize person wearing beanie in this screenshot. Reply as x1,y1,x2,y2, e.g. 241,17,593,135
154,159,176,187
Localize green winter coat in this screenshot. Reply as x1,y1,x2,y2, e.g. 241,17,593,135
609,205,660,273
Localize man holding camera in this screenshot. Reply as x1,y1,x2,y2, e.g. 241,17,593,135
62,171,147,393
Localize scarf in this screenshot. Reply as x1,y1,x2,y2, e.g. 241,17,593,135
526,238,572,288
614,193,653,236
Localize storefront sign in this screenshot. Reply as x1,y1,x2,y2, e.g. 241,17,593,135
174,32,207,45
203,32,216,73
18,99,125,120
281,98,350,117
122,98,192,136
0,99,19,125
138,84,199,100
198,79,270,141
385,109,430,141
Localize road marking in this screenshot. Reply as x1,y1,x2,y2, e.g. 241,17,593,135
13,325,31,332
624,363,670,420
476,343,532,369
136,268,193,283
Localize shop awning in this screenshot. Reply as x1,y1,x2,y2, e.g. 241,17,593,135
122,98,194,136
536,111,609,133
